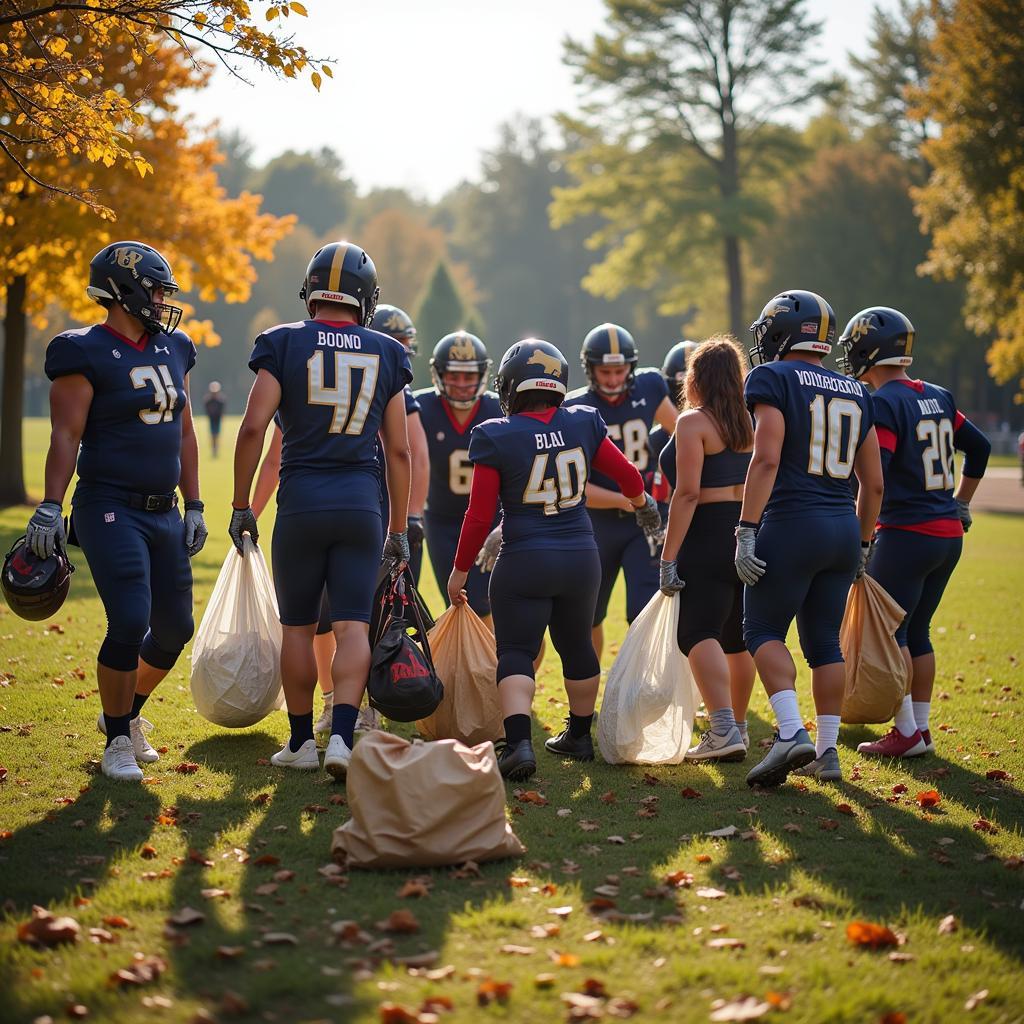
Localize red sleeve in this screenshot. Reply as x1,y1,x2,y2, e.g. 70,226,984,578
592,437,644,499
876,425,898,453
454,464,501,572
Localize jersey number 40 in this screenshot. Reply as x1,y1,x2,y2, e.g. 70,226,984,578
524,448,587,516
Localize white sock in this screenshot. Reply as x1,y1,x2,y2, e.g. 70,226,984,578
815,715,841,758
769,690,803,740
736,720,749,741
912,700,931,734
894,695,917,737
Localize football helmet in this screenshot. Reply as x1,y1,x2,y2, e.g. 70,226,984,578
837,306,915,379
495,339,569,415
2,536,74,621
430,331,491,409
749,290,836,365
371,304,418,354
581,323,638,395
299,241,379,326
662,340,700,405
87,241,182,336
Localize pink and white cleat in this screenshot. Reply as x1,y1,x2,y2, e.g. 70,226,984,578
857,727,927,758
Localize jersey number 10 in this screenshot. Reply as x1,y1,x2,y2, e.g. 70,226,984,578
807,395,862,479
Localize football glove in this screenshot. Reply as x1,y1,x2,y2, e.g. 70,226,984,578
659,559,684,596
228,506,258,553
26,501,65,559
407,514,425,549
956,498,972,533
383,530,410,571
475,525,503,573
855,538,875,581
184,500,208,557
734,525,766,586
635,494,665,557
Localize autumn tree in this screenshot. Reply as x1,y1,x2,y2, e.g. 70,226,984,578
0,34,293,505
552,0,833,338
0,0,330,211
911,0,1024,397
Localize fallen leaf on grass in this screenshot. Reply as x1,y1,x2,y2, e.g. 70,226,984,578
65,1004,88,1019
140,844,158,860
254,883,278,896
888,952,915,963
215,945,245,960
18,907,79,947
819,818,840,831
500,944,535,956
378,1004,420,1024
695,853,713,863
972,818,997,834
607,996,641,1018
607,835,627,845
836,803,855,816
273,869,295,882
188,849,214,867
108,953,167,988
696,888,727,900
253,793,271,806
263,932,298,945
531,922,561,939
599,791,616,804
508,876,532,888
783,823,801,834
985,769,1010,781
706,825,738,838
173,762,199,774
765,992,792,1010
102,915,132,929
377,909,420,934
664,871,694,888
709,996,771,1021
938,915,958,935
580,977,607,997
550,951,580,967
579,819,600,832
680,787,702,799
166,907,204,927
548,906,573,917
534,973,557,989
707,938,745,949
915,790,941,808
88,927,116,944
846,921,899,948
515,790,549,806
476,979,512,1006
201,888,230,901
891,783,908,794
220,991,250,1015
965,990,988,1011
420,995,454,1014
252,854,280,866
398,879,430,899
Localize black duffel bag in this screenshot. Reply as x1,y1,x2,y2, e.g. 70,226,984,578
368,571,443,722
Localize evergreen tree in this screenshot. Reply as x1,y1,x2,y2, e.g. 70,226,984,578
414,261,466,385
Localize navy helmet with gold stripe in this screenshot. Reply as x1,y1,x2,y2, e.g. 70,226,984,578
837,306,915,379
749,290,836,366
581,322,638,395
371,304,417,353
299,240,379,326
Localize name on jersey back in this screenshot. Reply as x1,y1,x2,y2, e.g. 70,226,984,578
536,430,565,450
794,368,864,396
317,330,363,350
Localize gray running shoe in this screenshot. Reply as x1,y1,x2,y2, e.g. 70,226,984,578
794,746,842,782
745,728,816,788
685,726,747,762
355,705,382,733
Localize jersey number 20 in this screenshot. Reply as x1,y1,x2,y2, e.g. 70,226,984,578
917,418,955,490
807,396,862,479
307,351,379,434
524,448,587,516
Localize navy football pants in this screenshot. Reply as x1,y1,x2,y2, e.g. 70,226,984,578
273,509,382,626
867,529,962,656
73,503,194,672
425,511,492,617
743,514,860,668
590,508,660,626
489,548,601,681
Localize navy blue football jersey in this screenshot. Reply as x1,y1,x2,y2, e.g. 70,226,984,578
249,320,412,516
468,406,608,552
404,385,420,418
564,368,669,489
744,361,873,522
657,432,678,491
872,379,962,527
45,323,196,501
414,389,503,518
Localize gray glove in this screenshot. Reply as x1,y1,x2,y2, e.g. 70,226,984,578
956,498,972,533
228,506,258,553
383,531,410,570
26,501,65,559
184,501,208,557
734,524,766,586
475,525,502,573
634,492,662,533
855,539,875,581
659,559,684,596
407,515,424,549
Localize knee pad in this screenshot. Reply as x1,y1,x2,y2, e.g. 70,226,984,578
99,635,143,672
140,608,193,670
497,650,536,682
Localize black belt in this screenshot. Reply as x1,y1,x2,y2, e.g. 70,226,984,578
125,491,178,513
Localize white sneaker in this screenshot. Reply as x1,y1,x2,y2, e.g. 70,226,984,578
314,692,334,737
97,712,159,764
355,705,382,733
101,735,144,782
270,738,320,771
685,726,747,763
323,735,353,781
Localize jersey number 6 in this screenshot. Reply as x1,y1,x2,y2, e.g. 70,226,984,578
523,447,588,516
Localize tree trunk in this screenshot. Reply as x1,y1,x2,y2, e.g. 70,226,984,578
0,275,28,507
724,235,744,340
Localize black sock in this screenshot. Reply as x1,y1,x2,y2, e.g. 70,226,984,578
568,712,593,738
103,712,131,748
130,692,149,719
503,714,532,746
287,712,314,752
331,703,359,748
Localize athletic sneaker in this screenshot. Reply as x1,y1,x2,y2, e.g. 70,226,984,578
544,724,594,762
745,729,816,788
313,692,334,737
856,727,927,758
323,734,353,781
355,705,382,733
794,746,842,781
101,735,144,782
920,729,935,754
97,712,159,764
270,738,320,771
497,738,536,781
685,727,747,762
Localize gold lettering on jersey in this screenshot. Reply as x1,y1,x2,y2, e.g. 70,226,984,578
535,430,565,450
527,350,562,376
317,331,363,350
113,247,144,276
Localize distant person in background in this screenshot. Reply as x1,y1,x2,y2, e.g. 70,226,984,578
204,381,226,457
1018,430,1024,485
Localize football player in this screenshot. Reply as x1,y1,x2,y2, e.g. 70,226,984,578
27,241,207,782
231,241,412,780
414,331,501,619
658,337,756,759
648,339,700,473
737,290,883,787
447,340,662,780
564,324,678,658
838,307,990,757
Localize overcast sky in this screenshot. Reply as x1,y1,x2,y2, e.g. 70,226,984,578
178,0,889,199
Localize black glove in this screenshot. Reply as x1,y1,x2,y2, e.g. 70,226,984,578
956,499,972,533
228,506,258,553
407,515,424,549
184,500,208,557
383,531,410,571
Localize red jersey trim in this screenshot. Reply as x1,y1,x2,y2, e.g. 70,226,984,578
519,407,559,424
100,323,148,351
954,410,966,431
878,518,964,538
442,398,480,436
877,425,898,452
896,378,926,393
313,318,358,328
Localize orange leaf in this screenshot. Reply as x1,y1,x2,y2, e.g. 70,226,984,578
580,977,606,997
516,790,549,806
397,879,430,899
680,787,702,799
173,761,200,774
17,906,80,947
378,909,420,933
551,951,580,967
379,1005,419,1024
140,844,158,860
476,979,512,1006
253,854,280,866
836,803,855,816
846,921,899,948
972,818,997,834
695,854,712,863
915,790,941,808
102,915,132,929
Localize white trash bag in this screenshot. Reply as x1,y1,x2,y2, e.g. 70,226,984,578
190,537,284,728
597,592,697,765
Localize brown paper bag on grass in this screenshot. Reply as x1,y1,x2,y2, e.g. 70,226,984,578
417,603,503,746
840,575,909,724
331,731,524,869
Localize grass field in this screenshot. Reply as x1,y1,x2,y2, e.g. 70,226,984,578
1,417,1022,1024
